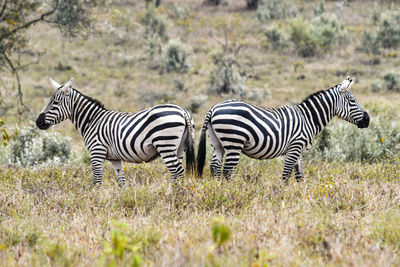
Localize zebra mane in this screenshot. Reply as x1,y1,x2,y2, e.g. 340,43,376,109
74,89,106,110
301,84,340,103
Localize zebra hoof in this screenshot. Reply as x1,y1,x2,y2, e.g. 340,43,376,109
296,177,304,183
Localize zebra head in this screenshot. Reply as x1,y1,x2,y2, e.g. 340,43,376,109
36,78,74,130
335,77,369,128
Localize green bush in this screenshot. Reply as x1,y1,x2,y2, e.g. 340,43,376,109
289,20,318,57
263,25,288,50
307,108,400,163
290,15,347,57
208,53,248,96
163,39,190,73
257,0,296,21
309,14,348,50
1,125,73,166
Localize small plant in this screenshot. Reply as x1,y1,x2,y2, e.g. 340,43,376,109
211,217,232,247
208,53,248,97
0,118,15,146
163,39,190,73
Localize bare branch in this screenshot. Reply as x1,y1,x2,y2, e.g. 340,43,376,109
2,52,30,115
0,0,7,20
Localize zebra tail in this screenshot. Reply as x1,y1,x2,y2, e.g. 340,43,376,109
184,113,196,175
196,110,211,177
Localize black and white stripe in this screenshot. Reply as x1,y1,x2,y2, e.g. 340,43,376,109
196,77,369,183
36,78,195,186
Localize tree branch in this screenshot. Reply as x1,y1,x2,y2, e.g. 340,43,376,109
0,0,7,20
2,51,30,115
0,0,59,42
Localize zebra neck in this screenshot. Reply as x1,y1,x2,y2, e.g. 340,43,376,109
70,91,105,137
298,89,336,137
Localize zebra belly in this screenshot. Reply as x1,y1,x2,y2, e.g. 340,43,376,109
106,142,159,163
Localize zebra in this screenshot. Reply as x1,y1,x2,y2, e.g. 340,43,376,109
196,77,370,183
36,77,195,187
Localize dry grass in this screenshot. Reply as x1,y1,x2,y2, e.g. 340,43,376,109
0,158,399,266
1,0,400,266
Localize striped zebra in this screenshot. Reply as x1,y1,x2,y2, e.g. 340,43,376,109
197,77,370,183
36,78,195,187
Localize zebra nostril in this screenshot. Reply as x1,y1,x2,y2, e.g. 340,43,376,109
36,113,50,130
357,112,370,128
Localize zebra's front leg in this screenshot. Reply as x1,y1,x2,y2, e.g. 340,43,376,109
110,160,126,187
91,156,106,186
294,156,304,182
222,150,241,180
282,149,302,185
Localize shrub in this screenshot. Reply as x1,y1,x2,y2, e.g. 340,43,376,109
257,0,296,21
309,14,348,50
163,39,190,73
290,15,347,57
289,20,318,57
263,25,288,50
2,125,73,166
307,109,400,163
145,33,164,70
141,4,167,39
361,10,400,54
376,11,400,49
208,53,248,96
360,31,381,54
383,72,400,92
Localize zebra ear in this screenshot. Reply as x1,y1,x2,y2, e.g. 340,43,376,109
49,78,61,90
339,76,353,93
62,77,74,95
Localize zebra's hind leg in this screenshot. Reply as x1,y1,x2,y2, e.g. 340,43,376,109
294,156,304,182
222,150,241,180
282,148,302,185
159,150,184,183
110,160,126,187
210,151,224,178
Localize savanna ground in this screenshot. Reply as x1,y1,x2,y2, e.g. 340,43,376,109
1,0,400,266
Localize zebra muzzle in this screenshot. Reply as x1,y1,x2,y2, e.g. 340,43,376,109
357,112,370,128
36,113,51,130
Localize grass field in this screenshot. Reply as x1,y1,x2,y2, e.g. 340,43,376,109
1,0,400,266
0,158,399,266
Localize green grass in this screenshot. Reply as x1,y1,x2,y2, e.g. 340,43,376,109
0,158,399,266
